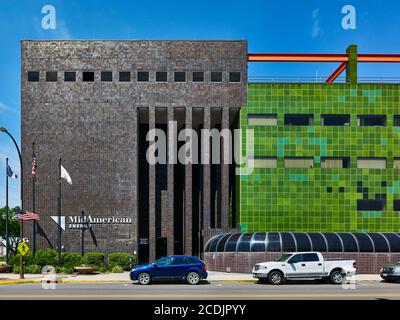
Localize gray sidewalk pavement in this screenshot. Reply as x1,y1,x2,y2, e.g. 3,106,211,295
0,271,382,284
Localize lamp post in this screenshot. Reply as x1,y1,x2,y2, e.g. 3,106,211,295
0,127,24,279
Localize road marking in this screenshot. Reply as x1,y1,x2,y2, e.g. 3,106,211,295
0,293,399,299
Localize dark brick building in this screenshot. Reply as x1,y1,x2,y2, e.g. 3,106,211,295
21,40,247,262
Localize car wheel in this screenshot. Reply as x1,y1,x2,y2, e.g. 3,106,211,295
186,272,200,285
268,271,284,285
329,271,344,285
138,272,151,285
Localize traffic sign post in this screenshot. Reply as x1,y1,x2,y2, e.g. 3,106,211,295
18,241,30,256
18,239,29,279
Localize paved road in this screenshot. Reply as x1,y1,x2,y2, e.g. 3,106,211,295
0,280,399,300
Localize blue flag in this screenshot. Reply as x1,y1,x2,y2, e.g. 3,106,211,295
6,164,17,179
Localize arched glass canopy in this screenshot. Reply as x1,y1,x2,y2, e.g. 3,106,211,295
204,232,400,253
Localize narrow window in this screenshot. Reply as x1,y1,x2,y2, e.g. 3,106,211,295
394,115,400,126
211,72,223,82
174,72,185,82
284,114,314,126
357,199,386,211
357,115,386,126
28,71,39,82
192,71,204,82
101,71,112,82
357,158,386,169
393,158,400,169
393,200,400,211
156,72,168,82
321,114,350,126
321,157,350,168
229,72,241,82
251,157,277,168
137,71,149,82
119,71,130,82
64,72,76,82
284,157,314,168
83,72,94,82
46,71,57,82
248,114,277,126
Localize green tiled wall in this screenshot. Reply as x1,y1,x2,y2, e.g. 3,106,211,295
239,83,400,233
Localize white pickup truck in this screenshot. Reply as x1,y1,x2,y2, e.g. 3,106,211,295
252,252,357,285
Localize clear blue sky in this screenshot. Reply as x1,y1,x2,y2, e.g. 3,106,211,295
1,0,400,207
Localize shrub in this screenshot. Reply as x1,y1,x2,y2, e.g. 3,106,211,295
108,252,136,271
61,252,82,269
82,252,104,268
59,266,75,274
111,265,124,273
25,264,41,274
34,249,58,267
10,252,34,267
12,264,20,274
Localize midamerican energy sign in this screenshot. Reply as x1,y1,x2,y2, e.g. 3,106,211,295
51,215,132,230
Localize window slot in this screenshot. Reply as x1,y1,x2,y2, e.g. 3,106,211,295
284,114,314,126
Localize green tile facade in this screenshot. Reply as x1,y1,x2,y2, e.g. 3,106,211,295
239,83,400,233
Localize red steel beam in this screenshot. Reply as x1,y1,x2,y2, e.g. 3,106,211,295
358,54,400,62
248,53,400,63
325,62,347,83
248,53,348,62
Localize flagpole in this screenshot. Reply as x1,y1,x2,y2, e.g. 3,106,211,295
58,156,62,264
32,142,36,256
5,158,9,264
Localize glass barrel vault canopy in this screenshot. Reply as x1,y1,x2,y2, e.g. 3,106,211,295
204,232,400,253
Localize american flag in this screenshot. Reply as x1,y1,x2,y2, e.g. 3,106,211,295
16,211,40,221
31,152,37,178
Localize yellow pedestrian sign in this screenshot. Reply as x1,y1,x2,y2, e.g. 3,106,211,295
17,242,30,256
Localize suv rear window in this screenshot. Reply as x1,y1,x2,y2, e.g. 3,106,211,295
185,257,198,264
172,257,187,265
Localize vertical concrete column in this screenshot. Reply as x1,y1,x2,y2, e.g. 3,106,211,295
148,106,156,261
184,107,193,255
221,107,230,230
202,107,211,238
132,107,139,251
167,107,175,255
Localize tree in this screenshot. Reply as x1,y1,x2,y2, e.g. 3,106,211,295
0,206,21,255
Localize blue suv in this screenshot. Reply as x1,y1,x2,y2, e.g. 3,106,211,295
130,255,208,285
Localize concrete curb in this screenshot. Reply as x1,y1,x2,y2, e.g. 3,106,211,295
0,278,384,285
0,279,256,285
0,279,41,285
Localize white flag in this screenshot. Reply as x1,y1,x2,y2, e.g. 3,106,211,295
61,165,72,185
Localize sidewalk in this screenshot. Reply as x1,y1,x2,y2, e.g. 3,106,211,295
0,271,382,285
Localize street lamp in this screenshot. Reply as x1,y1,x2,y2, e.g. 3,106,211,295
0,127,24,279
